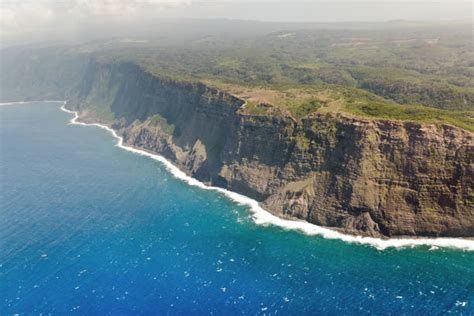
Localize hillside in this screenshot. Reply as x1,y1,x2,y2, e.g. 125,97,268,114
56,21,474,130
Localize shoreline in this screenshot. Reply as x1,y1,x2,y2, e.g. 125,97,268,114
3,100,474,251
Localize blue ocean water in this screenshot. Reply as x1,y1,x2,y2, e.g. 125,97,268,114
0,102,473,315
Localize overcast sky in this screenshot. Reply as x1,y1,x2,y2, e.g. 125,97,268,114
1,0,472,46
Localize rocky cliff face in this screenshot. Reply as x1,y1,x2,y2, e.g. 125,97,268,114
1,50,468,238
67,60,473,238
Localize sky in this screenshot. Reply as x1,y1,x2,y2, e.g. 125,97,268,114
0,0,472,46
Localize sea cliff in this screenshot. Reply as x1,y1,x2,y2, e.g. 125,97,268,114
1,55,472,237
64,61,473,237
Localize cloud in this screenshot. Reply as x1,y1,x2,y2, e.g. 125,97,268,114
0,0,191,32
1,0,470,47
1,2,55,29
73,0,192,16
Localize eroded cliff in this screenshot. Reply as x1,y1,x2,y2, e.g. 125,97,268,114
67,61,473,237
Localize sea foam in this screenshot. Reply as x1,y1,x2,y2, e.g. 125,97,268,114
7,100,474,251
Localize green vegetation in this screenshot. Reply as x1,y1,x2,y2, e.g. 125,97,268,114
244,101,269,115
2,21,472,131
341,89,474,131
282,98,326,118
147,114,175,134
89,21,472,130
87,104,116,122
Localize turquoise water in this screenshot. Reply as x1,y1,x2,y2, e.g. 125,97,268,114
1,102,473,315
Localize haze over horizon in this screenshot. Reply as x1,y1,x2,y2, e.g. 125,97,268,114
0,0,472,47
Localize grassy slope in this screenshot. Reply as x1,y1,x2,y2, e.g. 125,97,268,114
69,21,474,131
202,80,473,131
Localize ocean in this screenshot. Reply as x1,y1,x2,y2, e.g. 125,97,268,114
1,101,473,314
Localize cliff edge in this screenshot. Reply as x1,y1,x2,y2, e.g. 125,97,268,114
70,61,473,237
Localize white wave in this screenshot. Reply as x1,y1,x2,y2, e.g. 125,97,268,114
13,100,474,251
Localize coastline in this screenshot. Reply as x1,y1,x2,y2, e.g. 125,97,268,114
3,100,474,251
